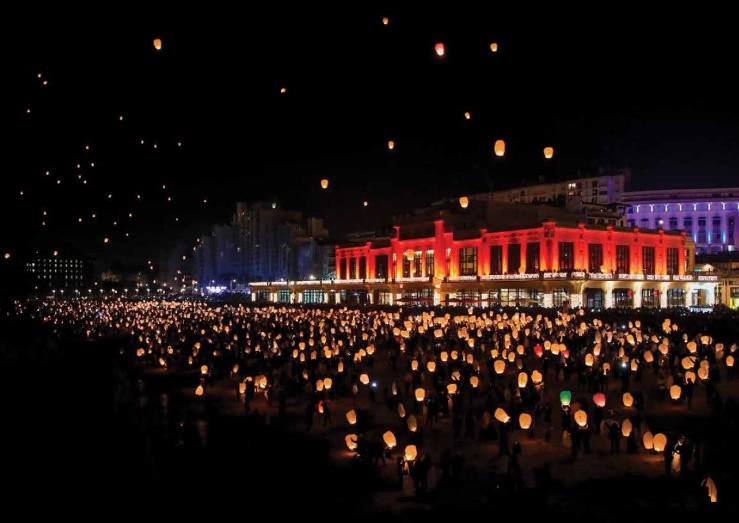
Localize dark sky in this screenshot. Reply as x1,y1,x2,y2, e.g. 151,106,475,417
3,5,739,269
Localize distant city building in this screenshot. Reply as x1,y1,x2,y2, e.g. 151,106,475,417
475,169,628,206
622,187,739,254
25,254,87,290
193,202,333,288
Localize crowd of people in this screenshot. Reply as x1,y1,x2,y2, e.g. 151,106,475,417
21,298,739,505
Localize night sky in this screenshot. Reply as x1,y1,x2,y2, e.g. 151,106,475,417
3,5,739,270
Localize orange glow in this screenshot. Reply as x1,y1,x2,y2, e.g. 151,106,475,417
544,146,554,159
490,42,498,53
494,139,505,157
153,38,162,51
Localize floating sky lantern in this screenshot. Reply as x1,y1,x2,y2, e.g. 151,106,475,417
494,360,506,374
359,373,370,385
543,146,554,159
397,403,406,418
387,139,395,150
407,414,418,432
426,361,436,373
560,390,572,406
346,409,357,425
593,392,606,408
459,196,469,209
574,410,588,427
653,433,667,452
153,38,162,51
519,412,532,430
494,139,505,157
490,42,498,53
404,445,418,462
643,431,654,450
434,42,445,57
383,431,397,449
320,178,329,189
518,372,528,388
702,477,718,503
446,383,458,395
726,355,735,367
469,375,479,388
382,16,390,26
195,384,204,396
531,370,543,385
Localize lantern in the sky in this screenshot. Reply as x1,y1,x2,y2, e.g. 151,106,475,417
387,139,395,150
670,384,682,400
459,196,469,209
653,433,667,452
346,409,357,425
622,392,634,407
490,42,498,53
383,430,397,449
345,434,358,451
559,390,572,406
574,410,588,427
153,38,162,51
195,384,204,396
434,42,445,57
518,412,532,430
494,407,510,423
727,355,735,367
407,414,418,432
702,477,718,503
323,377,333,390
517,372,528,388
447,383,458,395
382,16,390,26
415,387,426,402
681,356,694,370
593,392,606,408
320,178,329,190
494,360,506,375
360,373,370,385
404,445,418,462
494,139,505,157
469,375,479,388
426,361,436,373
543,146,554,159
464,111,471,120
531,370,543,384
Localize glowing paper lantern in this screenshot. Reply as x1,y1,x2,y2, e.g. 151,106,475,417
360,373,370,385
153,38,162,51
559,390,572,406
518,372,528,388
346,409,357,425
621,418,633,437
653,433,667,452
494,360,506,375
323,377,333,390
543,146,554,159
407,414,417,432
447,383,458,395
670,384,682,400
702,477,718,503
464,111,471,120
622,392,634,407
345,434,358,451
494,407,510,423
320,178,329,189
383,430,397,449
727,355,735,367
574,410,588,427
681,357,694,370
490,42,498,53
415,388,426,402
593,392,606,408
382,16,390,26
643,431,654,450
459,196,469,209
469,375,479,388
195,384,204,396
494,139,506,157
531,370,543,384
434,42,445,57
404,445,418,462
519,412,532,430
387,140,396,151
426,361,437,373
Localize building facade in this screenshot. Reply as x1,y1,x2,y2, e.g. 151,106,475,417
622,187,739,254
249,217,721,309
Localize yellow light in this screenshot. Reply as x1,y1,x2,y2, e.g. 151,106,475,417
490,42,498,53
320,178,329,189
153,38,162,51
544,146,554,159
459,196,469,209
494,139,505,157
